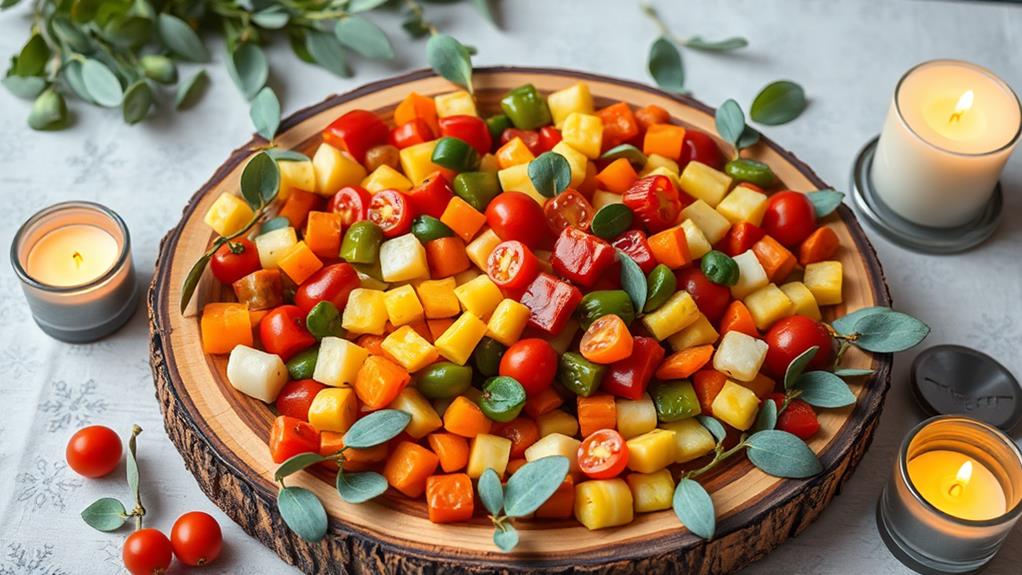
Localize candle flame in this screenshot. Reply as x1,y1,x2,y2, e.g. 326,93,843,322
949,90,974,123
72,251,83,268
947,460,973,498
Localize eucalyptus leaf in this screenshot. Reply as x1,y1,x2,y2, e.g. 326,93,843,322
140,54,177,84
343,409,412,449
277,487,328,542
527,152,571,198
336,16,394,60
103,15,152,49
81,497,127,532
807,189,845,218
834,368,874,378
493,523,518,552
62,60,93,103
3,75,46,99
157,14,209,62
599,143,646,168
15,34,49,77
240,151,280,209
648,37,684,93
683,36,748,52
71,0,101,23
696,415,726,444
736,126,760,150
617,249,647,313
831,306,888,336
336,470,389,503
750,80,807,125
260,216,291,235
126,426,140,502
81,58,123,107
250,86,280,141
851,311,930,353
52,16,91,52
252,8,290,29
477,468,504,515
715,99,745,147
795,371,857,408
752,399,777,432
348,0,389,12
266,148,310,162
746,430,822,478
122,81,152,124
590,204,633,240
175,69,207,110
179,249,215,313
306,30,351,78
230,43,269,100
784,346,818,391
503,456,569,517
275,452,331,482
426,34,473,93
673,478,715,539
2,0,22,10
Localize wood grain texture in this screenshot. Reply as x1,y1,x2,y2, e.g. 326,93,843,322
148,67,893,574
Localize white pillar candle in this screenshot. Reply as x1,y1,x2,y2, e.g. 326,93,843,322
871,60,1020,228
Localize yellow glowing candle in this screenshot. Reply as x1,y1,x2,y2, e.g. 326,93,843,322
25,224,120,287
907,450,1007,521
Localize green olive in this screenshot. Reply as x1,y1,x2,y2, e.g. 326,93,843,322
700,250,740,286
286,347,319,380
473,337,506,377
644,264,677,312
415,362,473,399
724,158,776,188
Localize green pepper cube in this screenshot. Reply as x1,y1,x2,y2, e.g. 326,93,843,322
453,172,501,212
500,84,553,130
340,221,382,264
649,379,700,422
557,351,606,397
577,290,636,330
431,136,480,173
486,114,512,142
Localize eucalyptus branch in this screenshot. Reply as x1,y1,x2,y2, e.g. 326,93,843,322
686,433,748,481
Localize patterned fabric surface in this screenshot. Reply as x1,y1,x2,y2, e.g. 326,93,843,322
0,1,1020,573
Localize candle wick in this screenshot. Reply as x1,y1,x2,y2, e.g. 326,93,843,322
72,251,83,268
948,482,963,498
948,111,964,124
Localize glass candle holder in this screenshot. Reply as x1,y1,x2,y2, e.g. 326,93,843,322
10,201,139,342
877,416,1022,574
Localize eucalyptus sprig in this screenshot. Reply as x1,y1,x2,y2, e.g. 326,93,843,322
274,409,412,542
477,456,570,552
81,425,146,532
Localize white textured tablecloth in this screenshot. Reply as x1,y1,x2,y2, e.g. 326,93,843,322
1,0,1020,573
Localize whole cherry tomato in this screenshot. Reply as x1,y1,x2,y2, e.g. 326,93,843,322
210,238,260,285
622,175,681,232
768,394,821,440
389,118,434,149
368,189,414,238
294,263,361,315
123,528,173,575
486,240,540,294
405,171,453,219
276,379,327,421
259,305,316,361
499,128,541,155
171,511,223,567
66,425,122,478
720,221,765,257
537,126,562,153
676,268,732,323
327,186,372,227
578,429,629,479
678,129,725,171
499,339,558,396
439,115,492,156
762,190,817,247
485,191,548,249
322,109,389,164
763,315,835,378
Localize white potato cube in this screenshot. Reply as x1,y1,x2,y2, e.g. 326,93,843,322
254,227,298,269
660,418,716,463
524,433,582,477
379,233,429,283
678,161,732,207
680,200,731,244
680,219,712,260
712,331,769,382
730,250,769,299
226,345,288,403
313,337,368,387
616,394,658,439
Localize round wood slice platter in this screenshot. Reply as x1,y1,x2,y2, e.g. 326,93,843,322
148,67,893,575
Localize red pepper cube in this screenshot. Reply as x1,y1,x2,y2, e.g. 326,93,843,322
520,273,582,336
406,171,454,219
439,115,493,156
322,109,389,164
612,229,657,274
269,415,321,463
622,174,682,233
550,227,616,289
390,118,435,149
601,337,665,400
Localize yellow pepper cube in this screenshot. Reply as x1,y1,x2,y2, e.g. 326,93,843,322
497,163,545,205
547,81,594,128
435,90,477,118
744,283,795,331
341,288,388,335
575,479,634,530
313,337,368,387
277,241,324,285
680,218,712,260
254,226,298,269
466,433,512,478
711,381,760,431
384,284,425,326
731,250,770,299
485,299,530,346
780,281,822,321
416,278,461,319
667,313,719,352
716,185,769,226
382,325,439,373
379,233,429,283
204,192,254,237
625,428,678,473
591,189,623,211
434,312,488,365
679,161,733,208
712,331,769,383
642,290,700,340
615,394,658,439
496,137,535,169
551,141,588,189
680,200,731,244
479,153,500,173
660,418,716,463
388,388,442,439
200,302,252,354
465,228,502,270
561,113,603,159
277,158,316,200
537,410,579,438
312,143,366,196
453,275,503,319
361,164,412,193
524,433,581,478
640,153,680,176
626,469,675,513
803,261,844,306
307,387,359,433
399,140,445,186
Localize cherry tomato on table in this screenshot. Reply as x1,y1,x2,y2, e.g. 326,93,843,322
761,190,817,247
768,394,821,440
676,268,732,323
259,305,316,362
210,238,260,285
762,315,835,378
66,425,122,478
276,379,327,421
486,240,540,294
294,263,360,315
368,189,414,238
623,175,681,232
499,339,559,396
580,314,634,364
327,186,372,228
171,511,223,567
678,129,725,171
578,429,629,479
486,191,549,249
123,528,173,575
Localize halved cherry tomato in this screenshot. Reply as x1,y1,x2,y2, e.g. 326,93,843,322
389,118,434,149
259,305,316,361
543,189,593,234
368,189,414,238
486,240,539,293
611,230,657,274
623,175,681,232
768,394,821,440
578,429,629,479
485,191,548,249
294,263,360,314
500,128,541,155
676,268,732,323
580,314,634,364
678,129,724,170
328,185,373,227
275,379,327,421
762,190,817,247
322,109,389,164
406,171,453,219
720,221,765,257
499,339,558,396
269,415,321,463
439,115,492,156
210,238,260,285
537,126,562,153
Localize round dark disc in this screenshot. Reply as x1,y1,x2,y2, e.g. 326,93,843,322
911,345,1021,432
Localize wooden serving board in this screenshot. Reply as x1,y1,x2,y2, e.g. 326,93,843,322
148,67,892,575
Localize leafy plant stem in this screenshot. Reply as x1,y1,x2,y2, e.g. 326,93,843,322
127,425,145,530
404,0,439,36
686,433,748,481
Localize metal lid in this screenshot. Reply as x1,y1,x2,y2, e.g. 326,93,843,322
911,345,1021,432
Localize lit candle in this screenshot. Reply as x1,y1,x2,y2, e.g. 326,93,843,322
26,224,120,287
906,451,1006,521
871,60,1021,227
